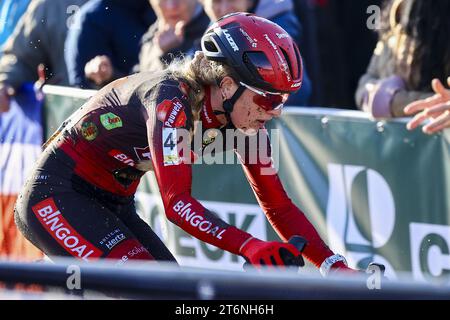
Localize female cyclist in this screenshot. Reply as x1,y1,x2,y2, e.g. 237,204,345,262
15,13,352,276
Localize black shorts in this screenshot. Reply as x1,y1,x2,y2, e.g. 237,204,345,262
14,147,177,264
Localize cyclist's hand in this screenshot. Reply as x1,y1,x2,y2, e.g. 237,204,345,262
240,237,303,268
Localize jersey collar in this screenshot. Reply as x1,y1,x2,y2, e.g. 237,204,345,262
200,86,224,129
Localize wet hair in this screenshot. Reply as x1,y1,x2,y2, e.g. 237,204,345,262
379,0,450,90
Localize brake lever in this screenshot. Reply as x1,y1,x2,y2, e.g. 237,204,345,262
280,235,307,267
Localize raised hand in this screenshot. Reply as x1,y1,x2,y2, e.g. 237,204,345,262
405,77,450,134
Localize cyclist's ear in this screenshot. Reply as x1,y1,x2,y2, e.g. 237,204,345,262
219,76,238,100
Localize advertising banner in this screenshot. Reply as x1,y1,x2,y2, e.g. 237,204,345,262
43,87,450,283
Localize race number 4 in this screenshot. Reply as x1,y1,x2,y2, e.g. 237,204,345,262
162,127,181,166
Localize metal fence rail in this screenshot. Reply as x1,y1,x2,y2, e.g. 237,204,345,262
0,259,449,300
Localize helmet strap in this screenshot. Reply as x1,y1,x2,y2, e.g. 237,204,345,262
216,85,246,129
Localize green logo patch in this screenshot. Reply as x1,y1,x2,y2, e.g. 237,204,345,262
100,112,123,130
81,122,98,141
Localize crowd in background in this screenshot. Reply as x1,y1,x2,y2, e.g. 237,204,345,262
0,0,449,130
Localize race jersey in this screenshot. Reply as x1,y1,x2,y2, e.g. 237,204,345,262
51,72,335,265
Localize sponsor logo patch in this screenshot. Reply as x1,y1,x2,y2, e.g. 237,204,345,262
222,29,239,52
202,129,219,148
99,229,126,251
100,112,123,130
276,32,289,39
239,28,257,48
108,149,135,167
156,97,187,128
263,33,291,82
107,239,153,265
81,121,98,141
105,233,125,250
172,200,226,239
31,198,103,261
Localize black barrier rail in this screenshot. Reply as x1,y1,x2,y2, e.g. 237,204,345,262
0,259,449,300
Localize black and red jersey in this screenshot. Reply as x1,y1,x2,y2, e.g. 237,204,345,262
49,72,335,266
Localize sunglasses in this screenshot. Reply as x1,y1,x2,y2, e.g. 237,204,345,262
240,82,289,111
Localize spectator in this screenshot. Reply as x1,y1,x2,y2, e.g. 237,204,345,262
65,0,156,89
199,0,312,106
0,0,88,113
405,77,450,134
0,0,30,50
311,0,381,108
356,0,450,118
137,0,209,73
293,0,320,105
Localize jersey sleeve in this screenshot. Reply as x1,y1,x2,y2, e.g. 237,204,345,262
145,81,252,255
235,129,335,267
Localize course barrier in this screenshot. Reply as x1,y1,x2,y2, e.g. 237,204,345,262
0,258,449,299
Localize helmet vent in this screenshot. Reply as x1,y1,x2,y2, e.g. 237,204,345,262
243,52,258,81
204,38,219,53
280,47,295,79
293,45,302,79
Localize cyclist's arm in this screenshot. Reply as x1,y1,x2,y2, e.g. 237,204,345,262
236,130,336,267
145,84,253,255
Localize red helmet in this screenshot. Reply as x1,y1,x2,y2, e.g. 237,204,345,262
201,12,303,94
